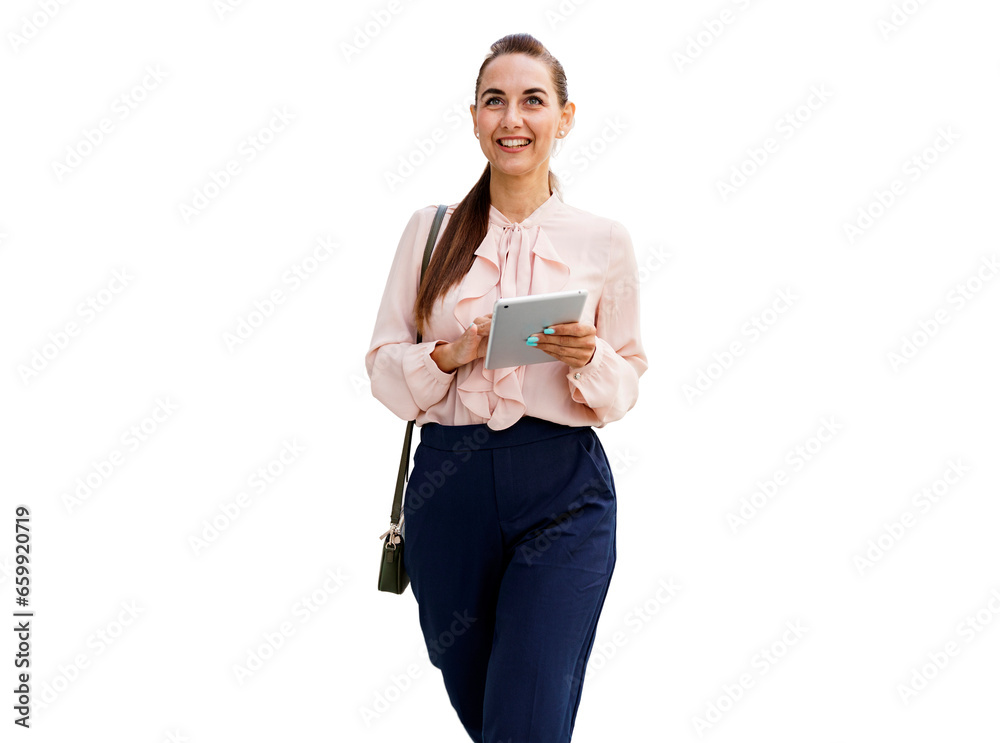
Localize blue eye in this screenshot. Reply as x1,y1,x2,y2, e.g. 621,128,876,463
486,96,502,105
527,96,542,104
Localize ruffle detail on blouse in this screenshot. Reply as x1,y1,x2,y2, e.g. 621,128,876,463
453,219,571,430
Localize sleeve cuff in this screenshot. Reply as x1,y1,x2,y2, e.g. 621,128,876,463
566,337,610,395
418,340,457,385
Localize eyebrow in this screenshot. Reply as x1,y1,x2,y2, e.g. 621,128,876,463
480,87,547,101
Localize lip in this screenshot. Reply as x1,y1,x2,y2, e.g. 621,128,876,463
496,137,532,152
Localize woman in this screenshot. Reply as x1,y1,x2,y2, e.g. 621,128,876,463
365,33,647,743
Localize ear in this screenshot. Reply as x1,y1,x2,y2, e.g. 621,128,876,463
469,103,477,136
559,102,576,135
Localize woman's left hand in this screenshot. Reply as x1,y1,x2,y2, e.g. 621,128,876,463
527,322,597,370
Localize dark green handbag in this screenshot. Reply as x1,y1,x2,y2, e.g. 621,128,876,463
378,204,447,594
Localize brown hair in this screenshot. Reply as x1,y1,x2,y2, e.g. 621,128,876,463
412,33,569,336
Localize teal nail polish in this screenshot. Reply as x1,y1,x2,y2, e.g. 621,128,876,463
526,338,537,346
543,328,555,334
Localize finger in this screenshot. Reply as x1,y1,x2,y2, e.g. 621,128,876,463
528,337,595,366
540,323,592,337
528,335,590,349
528,343,562,361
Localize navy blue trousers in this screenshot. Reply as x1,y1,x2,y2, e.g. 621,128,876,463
402,415,617,743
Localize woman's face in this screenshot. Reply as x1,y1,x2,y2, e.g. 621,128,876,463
471,53,574,183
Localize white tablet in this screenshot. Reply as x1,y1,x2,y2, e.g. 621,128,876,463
484,290,588,369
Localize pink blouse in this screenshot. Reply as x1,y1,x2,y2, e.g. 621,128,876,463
365,191,647,430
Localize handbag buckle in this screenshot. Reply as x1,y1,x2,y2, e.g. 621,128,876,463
380,523,402,548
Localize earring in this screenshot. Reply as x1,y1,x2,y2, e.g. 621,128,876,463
558,130,565,136
475,131,480,138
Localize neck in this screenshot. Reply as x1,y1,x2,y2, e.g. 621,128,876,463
489,164,553,223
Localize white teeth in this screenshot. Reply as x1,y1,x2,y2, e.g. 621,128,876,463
500,139,530,147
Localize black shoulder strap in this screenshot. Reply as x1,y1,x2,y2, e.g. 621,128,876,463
391,203,448,526
415,204,448,346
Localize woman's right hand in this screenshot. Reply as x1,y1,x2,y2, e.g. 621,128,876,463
430,313,492,373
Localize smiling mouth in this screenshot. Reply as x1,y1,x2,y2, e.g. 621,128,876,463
497,138,532,150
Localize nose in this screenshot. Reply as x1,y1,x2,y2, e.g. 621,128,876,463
500,104,522,129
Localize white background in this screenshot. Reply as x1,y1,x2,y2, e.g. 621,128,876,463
2,0,999,741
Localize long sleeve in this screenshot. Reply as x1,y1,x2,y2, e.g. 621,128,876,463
565,219,648,424
365,208,457,421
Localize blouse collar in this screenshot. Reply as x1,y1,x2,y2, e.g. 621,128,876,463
488,191,562,229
